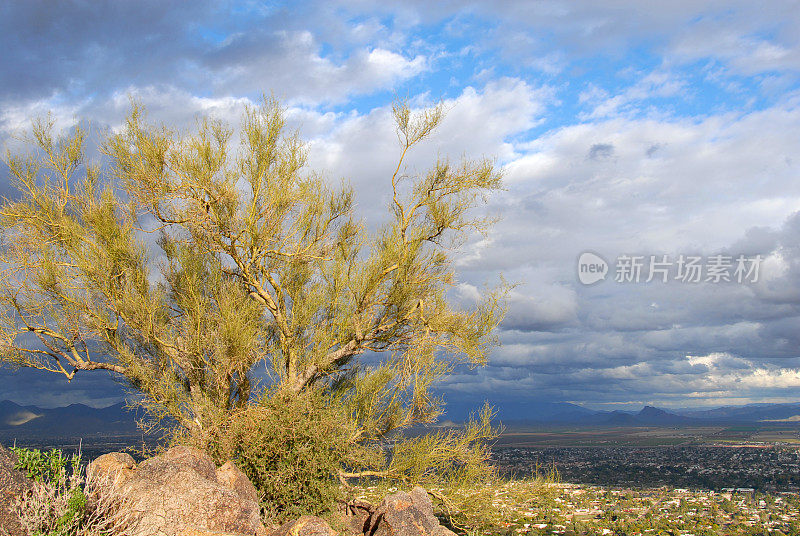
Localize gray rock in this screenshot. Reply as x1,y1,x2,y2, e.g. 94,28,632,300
179,530,262,536
347,510,371,536
0,445,34,536
408,487,434,519
140,445,217,481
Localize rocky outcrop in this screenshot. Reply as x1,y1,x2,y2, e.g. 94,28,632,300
346,507,371,536
270,515,338,536
86,449,453,536
366,487,456,536
0,445,34,536
89,446,266,536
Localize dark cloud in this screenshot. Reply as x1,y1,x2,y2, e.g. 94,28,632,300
0,1,425,112
0,366,126,408
0,162,18,202
588,143,614,160
0,1,214,101
437,210,800,408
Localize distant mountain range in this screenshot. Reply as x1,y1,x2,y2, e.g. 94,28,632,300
443,399,800,427
3,398,800,445
0,400,145,442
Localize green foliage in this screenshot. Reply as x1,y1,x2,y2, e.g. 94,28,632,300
42,486,88,536
11,447,82,485
177,389,379,521
11,447,87,536
386,404,497,483
1,97,507,517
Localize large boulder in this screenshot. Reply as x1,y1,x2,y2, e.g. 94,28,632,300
88,446,266,536
346,509,371,536
367,487,456,536
0,445,34,536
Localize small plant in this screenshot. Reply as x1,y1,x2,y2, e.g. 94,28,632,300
12,448,87,536
11,447,133,536
11,447,82,485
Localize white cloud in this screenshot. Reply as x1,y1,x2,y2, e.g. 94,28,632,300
302,78,550,222
581,70,688,120
207,28,428,104
671,23,800,74
497,101,800,265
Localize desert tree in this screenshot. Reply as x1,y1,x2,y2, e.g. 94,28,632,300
0,97,506,510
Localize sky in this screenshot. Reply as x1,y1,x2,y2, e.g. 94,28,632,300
1,0,800,412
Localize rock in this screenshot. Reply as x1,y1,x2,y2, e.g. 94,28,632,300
86,451,137,484
368,487,454,536
0,445,34,536
408,487,434,520
179,530,256,536
347,511,371,536
149,445,218,481
217,460,260,504
270,515,337,536
337,497,374,536
92,446,266,536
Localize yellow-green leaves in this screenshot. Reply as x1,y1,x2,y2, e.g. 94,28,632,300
1,97,507,517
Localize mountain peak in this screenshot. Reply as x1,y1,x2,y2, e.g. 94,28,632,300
639,405,670,417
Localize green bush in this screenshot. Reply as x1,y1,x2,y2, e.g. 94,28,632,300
177,389,377,521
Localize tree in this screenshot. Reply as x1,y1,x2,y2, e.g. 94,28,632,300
0,97,505,513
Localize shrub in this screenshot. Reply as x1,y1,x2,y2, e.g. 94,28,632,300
11,447,133,536
12,448,87,536
177,389,378,521
11,447,81,485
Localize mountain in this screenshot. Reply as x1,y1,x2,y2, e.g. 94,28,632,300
443,399,595,423
594,410,641,425
4,398,800,445
444,399,706,426
635,406,697,425
485,401,800,427
0,400,144,442
572,407,695,426
676,403,800,422
0,400,44,427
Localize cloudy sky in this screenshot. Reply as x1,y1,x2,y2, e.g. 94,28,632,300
2,1,800,412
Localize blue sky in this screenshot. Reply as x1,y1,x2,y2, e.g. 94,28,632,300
2,1,800,412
